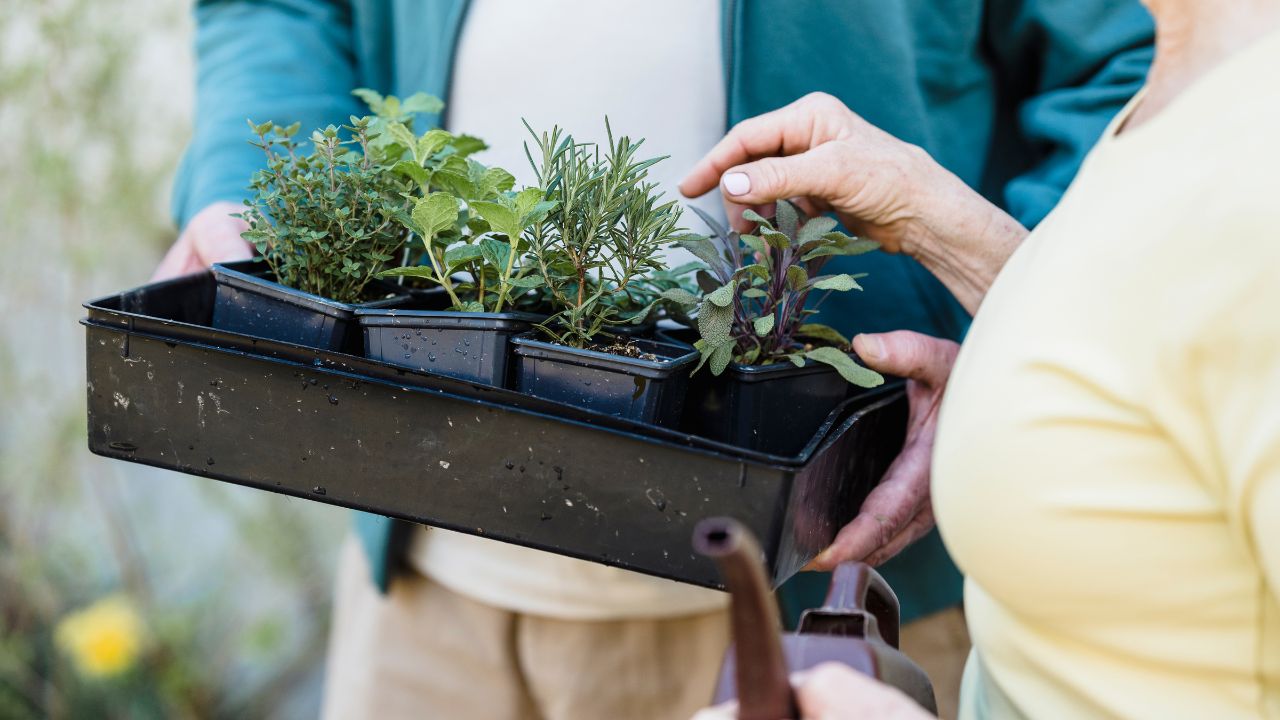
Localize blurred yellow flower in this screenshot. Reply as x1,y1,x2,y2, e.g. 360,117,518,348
55,595,145,678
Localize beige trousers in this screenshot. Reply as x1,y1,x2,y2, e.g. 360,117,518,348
321,537,731,720
900,606,971,720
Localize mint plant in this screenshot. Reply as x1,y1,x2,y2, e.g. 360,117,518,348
677,201,885,387
359,88,559,313
522,120,689,348
238,116,415,304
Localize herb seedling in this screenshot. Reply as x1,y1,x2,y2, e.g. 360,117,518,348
678,200,884,387
523,120,689,348
238,116,414,304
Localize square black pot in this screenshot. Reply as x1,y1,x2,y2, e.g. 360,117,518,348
355,309,543,387
211,259,408,352
686,361,856,456
510,333,697,426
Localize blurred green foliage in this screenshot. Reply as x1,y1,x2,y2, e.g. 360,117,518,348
0,1,347,716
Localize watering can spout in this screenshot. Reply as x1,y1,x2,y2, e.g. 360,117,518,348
693,517,797,720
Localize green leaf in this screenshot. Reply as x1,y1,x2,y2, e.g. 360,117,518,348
391,160,430,188
786,353,807,368
805,347,885,388
740,234,768,258
741,287,767,299
508,275,545,288
677,236,730,277
471,200,518,239
401,92,444,116
386,122,418,151
753,313,775,336
697,302,734,346
760,228,791,250
795,323,851,347
785,265,808,291
514,187,546,218
797,216,838,245
775,200,799,239
479,236,511,270
378,266,438,280
736,263,769,282
352,88,385,115
741,208,773,230
460,300,485,313
412,193,460,240
659,288,700,305
811,273,863,292
482,167,516,196
443,244,484,270
450,134,488,157
706,280,738,308
417,129,453,161
709,341,735,375
801,236,879,261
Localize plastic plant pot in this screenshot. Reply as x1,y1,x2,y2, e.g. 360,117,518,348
211,259,409,352
685,360,855,456
510,332,698,426
355,309,543,387
658,326,869,456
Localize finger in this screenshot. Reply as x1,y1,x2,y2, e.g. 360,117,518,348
864,505,935,567
151,239,193,282
809,436,933,570
689,700,738,720
796,662,932,719
196,227,253,266
712,143,847,209
679,92,851,198
852,331,958,387
794,663,880,717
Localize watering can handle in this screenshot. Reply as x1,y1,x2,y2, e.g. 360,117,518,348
799,562,902,648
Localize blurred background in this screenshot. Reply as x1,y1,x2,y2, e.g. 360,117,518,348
0,1,345,716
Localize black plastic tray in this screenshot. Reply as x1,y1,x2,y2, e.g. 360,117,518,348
82,272,907,589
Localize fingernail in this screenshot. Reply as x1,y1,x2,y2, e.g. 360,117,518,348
856,334,886,361
722,172,751,196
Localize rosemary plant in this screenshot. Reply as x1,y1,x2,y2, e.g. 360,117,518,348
523,120,689,348
678,200,885,387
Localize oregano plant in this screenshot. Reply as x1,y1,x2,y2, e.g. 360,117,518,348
522,120,689,348
238,115,415,304
676,200,885,387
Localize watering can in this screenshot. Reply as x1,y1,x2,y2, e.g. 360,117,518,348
694,517,937,719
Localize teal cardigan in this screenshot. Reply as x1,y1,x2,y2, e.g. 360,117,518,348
175,0,1153,622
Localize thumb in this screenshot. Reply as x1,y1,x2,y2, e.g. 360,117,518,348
852,331,958,387
719,144,843,206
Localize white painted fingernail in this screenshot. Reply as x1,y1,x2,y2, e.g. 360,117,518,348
723,172,751,196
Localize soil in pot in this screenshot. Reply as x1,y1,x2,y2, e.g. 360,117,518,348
355,309,543,387
510,332,697,426
211,259,409,352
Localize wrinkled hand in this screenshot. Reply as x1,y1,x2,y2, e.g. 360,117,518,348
680,92,1026,313
808,331,959,571
152,201,253,281
690,663,934,720
680,92,950,251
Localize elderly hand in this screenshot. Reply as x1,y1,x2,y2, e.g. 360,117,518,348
691,663,935,720
809,331,959,570
152,201,253,281
680,92,1027,313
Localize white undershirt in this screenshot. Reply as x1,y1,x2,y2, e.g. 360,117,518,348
412,0,729,619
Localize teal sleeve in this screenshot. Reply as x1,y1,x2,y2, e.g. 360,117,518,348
170,0,364,229
987,1,1154,226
